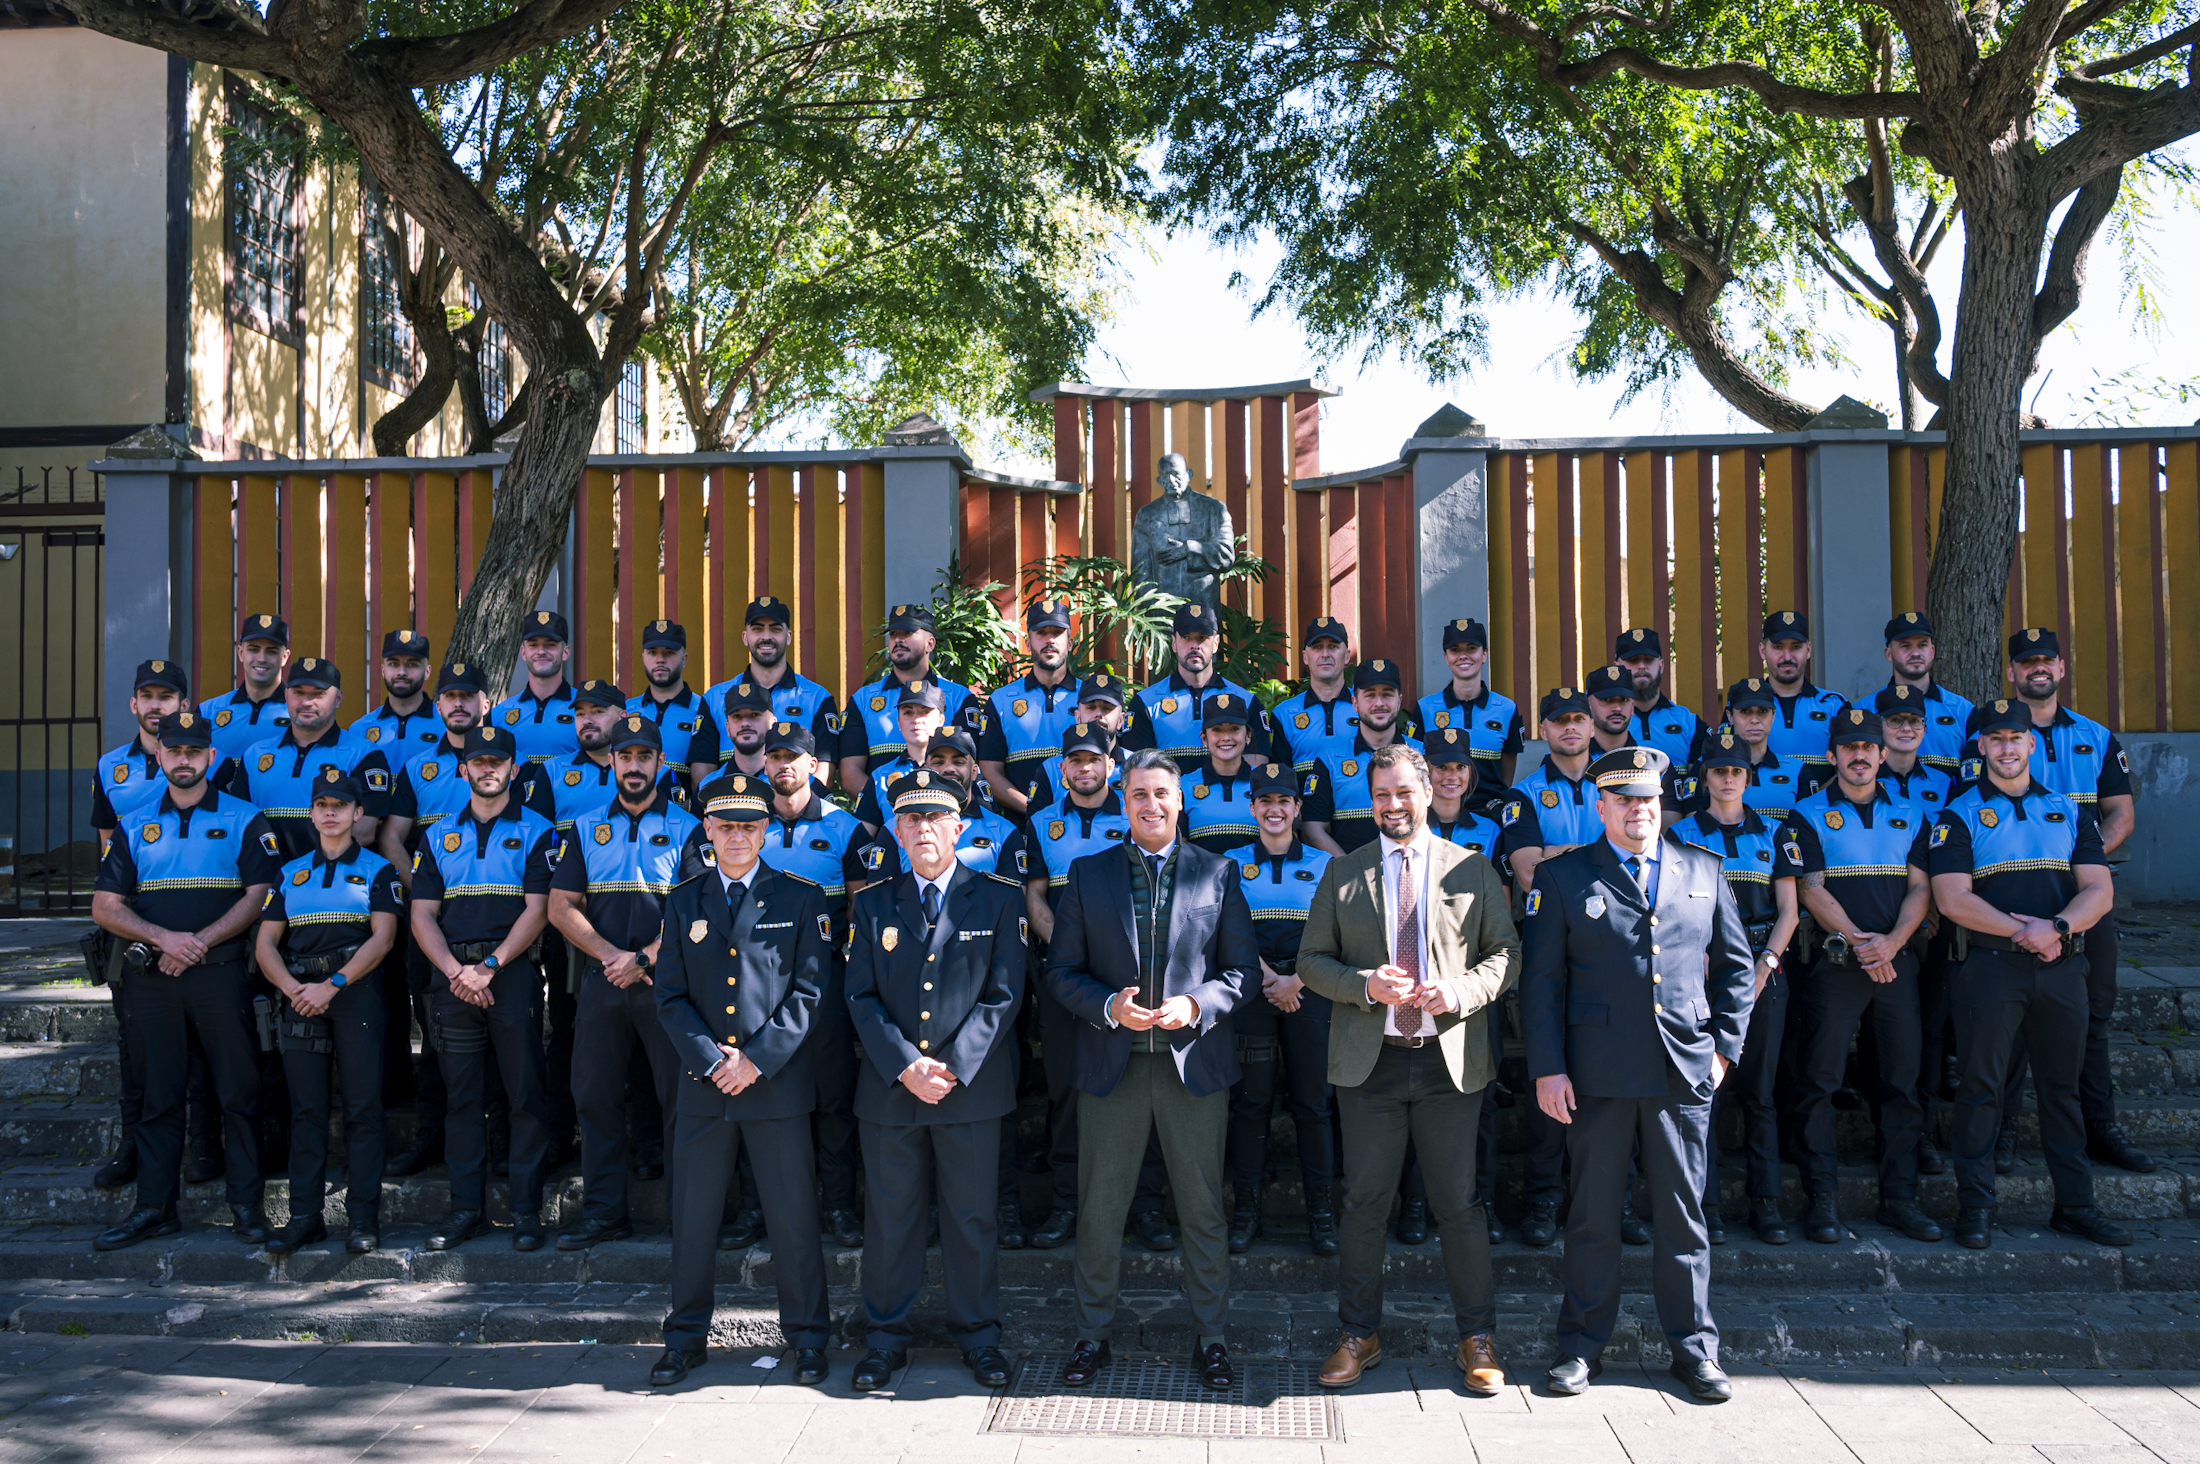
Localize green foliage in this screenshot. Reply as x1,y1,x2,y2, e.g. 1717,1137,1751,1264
867,560,1022,691
1023,539,1288,687
2068,366,2200,427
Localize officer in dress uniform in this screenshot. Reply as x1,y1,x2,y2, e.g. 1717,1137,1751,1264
1614,629,1706,772
1415,618,1524,808
199,612,292,760
649,773,836,1389
1302,660,1424,854
490,610,581,763
251,767,403,1256
1877,683,1959,1174
548,714,699,1250
407,723,561,1251
1273,616,1357,773
1182,694,1263,855
1927,697,2129,1251
1521,746,1755,1402
1773,708,1939,1244
843,769,1027,1393
89,710,282,1251
234,658,394,859
1671,734,1799,1244
1221,760,1338,1256
843,603,976,790
863,730,1020,879
345,629,447,757
1024,675,1131,812
692,597,844,779
1880,613,1974,771
1124,602,1276,772
626,621,708,768
1757,612,1849,773
977,597,1082,817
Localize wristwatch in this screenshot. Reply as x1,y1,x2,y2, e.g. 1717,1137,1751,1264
482,953,502,972
1757,950,1780,970
2052,916,2072,937
329,971,349,989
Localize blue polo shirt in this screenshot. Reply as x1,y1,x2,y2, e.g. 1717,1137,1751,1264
489,681,580,763
1627,697,1707,771
390,741,556,848
95,787,282,936
1123,671,1273,771
408,796,560,945
1672,808,1781,926
264,843,405,961
1224,839,1332,970
93,739,229,833
1886,681,1974,770
858,804,1022,884
1006,791,1130,904
1880,760,1956,816
549,787,700,950
974,673,1082,791
844,670,974,764
690,669,843,767
1927,779,2105,920
757,792,871,905
1414,683,1524,791
1302,733,1427,851
1024,748,1126,813
231,725,394,859
623,686,708,768
344,701,448,761
197,687,290,761
1775,783,1931,936
1428,805,1502,861
1762,681,1849,768
1271,687,1358,772
1181,760,1261,854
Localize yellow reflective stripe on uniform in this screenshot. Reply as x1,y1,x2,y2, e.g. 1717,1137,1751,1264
440,882,528,898
138,877,246,891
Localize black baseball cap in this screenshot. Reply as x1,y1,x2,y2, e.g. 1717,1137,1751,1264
1725,678,1777,711
1975,698,2034,736
1201,693,1252,727
640,619,686,649
157,709,214,748
2010,627,2061,660
1248,761,1301,799
1026,598,1072,632
1698,733,1751,771
1874,685,1928,718
458,724,516,761
133,658,188,697
1353,659,1402,692
1885,611,1935,642
1584,665,1633,701
1441,617,1488,650
721,680,772,717
1172,603,1220,638
745,595,791,627
886,602,937,634
764,721,816,756
573,678,627,710
1062,722,1113,757
521,609,570,643
311,765,363,804
381,628,430,659
1303,614,1348,646
286,657,340,690
896,678,947,711
1828,707,1884,748
237,612,288,646
925,726,979,762
608,713,663,752
700,772,769,821
1423,725,1474,767
1076,674,1126,709
435,661,487,696
1615,627,1662,658
1538,686,1587,721
1762,610,1809,642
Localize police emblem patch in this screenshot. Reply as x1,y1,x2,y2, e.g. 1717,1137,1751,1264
443,831,463,852
1342,760,1359,778
503,709,521,724
1931,823,1950,847
1500,801,1519,826
420,762,439,781
1048,820,1065,840
365,727,382,743
882,926,900,952
140,822,162,845
1524,889,1542,916
1540,789,1560,808
1161,698,1178,715
1295,712,1309,729
817,915,832,941
1194,783,1211,799
689,919,708,944
256,753,275,773
564,770,583,787
1825,809,1844,830
1019,917,1029,944
1303,775,1320,794
215,709,233,727
1980,808,1999,827
1013,698,1028,718
260,832,280,856
870,696,886,712
112,763,129,784
593,824,612,845
1243,862,1260,879
1584,894,1605,919
292,869,310,886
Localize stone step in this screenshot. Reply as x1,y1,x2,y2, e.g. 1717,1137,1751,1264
0,1044,118,1100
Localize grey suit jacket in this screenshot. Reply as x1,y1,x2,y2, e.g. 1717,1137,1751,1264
1296,832,1520,1092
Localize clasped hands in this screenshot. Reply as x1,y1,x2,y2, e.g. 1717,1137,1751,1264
449,963,498,1007
900,1056,960,1104
1108,987,1201,1031
154,930,208,976
2008,914,2068,963
1846,930,1904,984
712,1044,760,1095
602,947,655,989
1363,964,1459,1015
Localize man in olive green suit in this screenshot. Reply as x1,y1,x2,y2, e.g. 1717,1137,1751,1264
1297,743,1520,1394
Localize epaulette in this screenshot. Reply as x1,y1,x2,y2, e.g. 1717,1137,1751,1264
984,870,1023,889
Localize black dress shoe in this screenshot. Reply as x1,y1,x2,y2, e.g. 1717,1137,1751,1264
1994,1132,2017,1174
1031,1208,1077,1249
1545,1354,1601,1396
232,1205,273,1246
347,1223,380,1256
513,1220,546,1252
1669,1356,1733,1402
822,1208,865,1247
1194,1341,1234,1391
1133,1210,1178,1252
998,1201,1028,1251
1395,1198,1429,1245
1917,1136,1947,1175
1801,1193,1841,1245
791,1348,829,1386
557,1216,635,1251
93,1205,180,1252
1486,1208,1506,1245
718,1209,765,1250
1831,1085,1865,1110
1520,1198,1560,1248
2051,1205,2133,1247
1749,1198,1790,1245
966,1346,1011,1388
2088,1123,2156,1174
1953,1206,1993,1250
1877,1199,1943,1242
631,1160,665,1182
852,1349,906,1392
1061,1339,1111,1386
384,1138,443,1177
1619,1197,1652,1247
1704,1207,1726,1246
92,1151,137,1189
650,1347,705,1386
426,1209,490,1250
1227,1206,1260,1254
184,1151,225,1185
265,1215,328,1255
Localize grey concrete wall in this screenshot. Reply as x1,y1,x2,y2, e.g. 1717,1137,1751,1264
880,451,963,610
99,465,190,750
2119,733,2199,905
1805,439,1896,698
1410,444,1490,698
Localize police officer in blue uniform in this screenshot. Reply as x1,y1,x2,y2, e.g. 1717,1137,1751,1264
345,629,446,758
1124,602,1275,772
844,769,1027,1392
692,676,777,790
1880,613,1973,771
758,723,873,894
199,612,292,760
1302,660,1423,854
1673,733,1797,1244
1774,708,1939,1243
1614,628,1706,772
1273,615,1357,772
649,773,836,1389
408,722,561,1251
1927,697,2129,1251
843,602,975,791
1416,618,1524,808
692,597,844,779
548,715,701,1251
490,609,581,763
233,658,394,859
626,620,708,768
1024,674,1130,812
1877,682,1959,1174
977,597,1081,818
853,679,953,830
1875,686,1957,810
1715,677,1818,825
252,766,404,1255
1521,745,1755,1402
859,730,1020,879
1182,694,1263,855
1221,760,1337,1255
89,710,283,1251
1757,611,1848,772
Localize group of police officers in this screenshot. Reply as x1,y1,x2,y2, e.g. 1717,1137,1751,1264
87,585,2136,1383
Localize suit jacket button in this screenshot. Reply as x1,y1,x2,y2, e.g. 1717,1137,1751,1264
927,954,936,962
1648,915,1658,927
923,982,933,991
725,1005,736,1014
1650,944,1660,954
918,1039,930,1050
920,1011,931,1021
1654,1003,1663,1013
1653,975,1662,984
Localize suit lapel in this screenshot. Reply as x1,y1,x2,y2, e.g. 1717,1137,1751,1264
926,864,965,957
1113,844,1139,961
1591,839,1649,915
894,873,928,949
1647,833,1682,925
703,868,739,945
732,865,772,944
1161,844,1198,975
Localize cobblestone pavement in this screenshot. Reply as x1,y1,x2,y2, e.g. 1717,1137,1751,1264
6,1334,2200,1464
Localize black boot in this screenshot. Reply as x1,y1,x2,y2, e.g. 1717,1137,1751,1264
1619,1194,1651,1246
385,1135,443,1177
1227,1201,1261,1255
1395,1198,1429,1245
183,1145,224,1186
1305,1187,1339,1257
997,1199,1028,1251
1994,1131,2017,1175
1750,1197,1790,1245
1801,1193,1841,1244
93,1149,137,1189
2087,1122,2156,1174
1520,1197,1560,1248
1917,1134,1946,1176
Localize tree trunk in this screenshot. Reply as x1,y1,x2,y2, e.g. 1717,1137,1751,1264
371,306,460,455
1925,174,2045,704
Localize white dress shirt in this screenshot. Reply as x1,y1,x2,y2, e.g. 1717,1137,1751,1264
716,860,760,899
915,863,954,914
1379,825,1436,1038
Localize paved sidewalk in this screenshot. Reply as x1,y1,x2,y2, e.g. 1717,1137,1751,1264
4,1335,2200,1464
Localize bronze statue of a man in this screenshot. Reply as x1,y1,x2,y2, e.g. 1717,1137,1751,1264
1130,452,1235,611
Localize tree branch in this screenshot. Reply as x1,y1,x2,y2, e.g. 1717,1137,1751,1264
2037,76,2200,202
1549,47,1920,116
367,0,631,87
2030,167,2120,350
57,0,286,74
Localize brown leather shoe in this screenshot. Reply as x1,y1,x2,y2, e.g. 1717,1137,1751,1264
1457,1333,1505,1396
1318,1332,1383,1388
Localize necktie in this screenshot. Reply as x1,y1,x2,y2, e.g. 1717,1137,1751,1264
1625,855,1643,890
922,883,942,928
1394,846,1424,1037
726,879,747,919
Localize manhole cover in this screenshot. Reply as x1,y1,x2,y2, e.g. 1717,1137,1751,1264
985,1352,1340,1439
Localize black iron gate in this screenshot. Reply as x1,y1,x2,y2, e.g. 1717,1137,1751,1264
1,468,104,915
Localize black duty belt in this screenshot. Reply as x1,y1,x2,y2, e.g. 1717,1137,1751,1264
285,944,363,979
1968,928,2086,958
448,939,503,965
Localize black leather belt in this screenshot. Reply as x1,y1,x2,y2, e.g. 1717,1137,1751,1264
1382,1033,1434,1049
1969,928,2086,957
286,944,362,979
448,939,502,965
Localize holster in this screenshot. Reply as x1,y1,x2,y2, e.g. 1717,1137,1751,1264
251,994,279,1053
278,1010,335,1055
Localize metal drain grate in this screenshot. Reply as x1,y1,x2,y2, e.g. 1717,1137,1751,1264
985,1353,1340,1439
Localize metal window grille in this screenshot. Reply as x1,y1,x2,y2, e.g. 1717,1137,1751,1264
361,184,414,389
615,357,646,452
227,106,298,339
470,283,511,421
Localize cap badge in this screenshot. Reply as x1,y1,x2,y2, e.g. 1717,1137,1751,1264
1632,629,1644,642
177,712,195,727
1849,709,1864,724
628,716,643,731
2027,628,2040,641
1632,749,1647,768
1905,612,1918,623
1719,735,1734,749
689,919,708,944
151,660,164,672
653,620,667,631
258,615,272,628
453,662,466,675
1454,619,1467,631
916,771,930,786
882,926,900,951
1781,612,1794,624
1558,688,1572,699
536,611,551,624
732,776,747,791
893,605,908,616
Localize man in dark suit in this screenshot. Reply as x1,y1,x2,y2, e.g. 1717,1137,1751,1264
844,769,1026,1392
1521,746,1755,1403
1045,747,1257,1391
649,773,836,1389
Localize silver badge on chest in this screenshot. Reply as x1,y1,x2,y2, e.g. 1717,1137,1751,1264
1584,894,1606,920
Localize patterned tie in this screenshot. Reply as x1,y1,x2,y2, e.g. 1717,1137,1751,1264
1394,846,1424,1037
922,882,942,929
